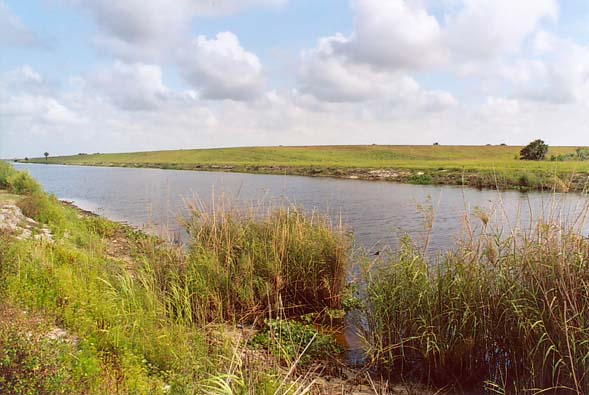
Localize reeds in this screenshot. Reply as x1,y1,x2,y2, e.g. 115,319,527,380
362,202,589,393
172,198,351,323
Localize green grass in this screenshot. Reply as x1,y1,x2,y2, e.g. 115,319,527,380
24,145,589,191
183,200,350,322
25,145,589,171
0,163,348,394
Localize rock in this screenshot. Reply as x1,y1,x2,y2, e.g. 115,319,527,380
0,203,53,242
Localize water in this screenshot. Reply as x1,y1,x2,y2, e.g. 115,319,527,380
13,162,589,255
11,162,589,365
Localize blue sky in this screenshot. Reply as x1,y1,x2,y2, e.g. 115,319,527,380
2,0,589,157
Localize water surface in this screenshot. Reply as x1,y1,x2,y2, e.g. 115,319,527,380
13,162,589,255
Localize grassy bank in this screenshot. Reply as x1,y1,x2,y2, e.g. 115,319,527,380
0,162,352,394
22,145,589,191
4,161,589,394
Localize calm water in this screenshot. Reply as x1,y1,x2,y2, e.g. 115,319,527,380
13,162,589,255
12,162,589,364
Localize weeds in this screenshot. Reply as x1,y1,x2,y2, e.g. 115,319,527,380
251,318,342,366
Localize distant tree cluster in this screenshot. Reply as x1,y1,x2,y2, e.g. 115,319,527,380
520,139,548,161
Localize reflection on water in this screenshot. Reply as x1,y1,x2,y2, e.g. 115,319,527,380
14,162,589,255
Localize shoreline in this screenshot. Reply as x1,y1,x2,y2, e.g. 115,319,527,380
4,160,589,393
18,159,588,192
0,188,425,395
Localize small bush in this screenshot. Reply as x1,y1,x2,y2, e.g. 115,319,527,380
251,318,342,366
0,309,86,395
17,194,67,227
6,171,42,195
520,139,548,160
409,173,433,185
84,216,120,238
0,161,16,188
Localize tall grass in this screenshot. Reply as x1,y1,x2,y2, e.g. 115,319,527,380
161,199,351,323
362,205,589,393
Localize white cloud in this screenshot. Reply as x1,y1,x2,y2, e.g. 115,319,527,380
0,65,45,94
297,16,456,110
88,61,170,110
178,32,265,101
190,0,287,16
1,94,86,127
297,0,560,110
444,0,558,63
71,0,287,60
340,0,445,70
525,32,589,104
298,43,456,111
0,1,38,47
302,0,558,76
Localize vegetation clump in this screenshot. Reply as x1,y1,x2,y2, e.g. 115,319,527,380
520,139,549,160
550,147,589,162
182,202,351,322
251,318,342,366
362,218,589,393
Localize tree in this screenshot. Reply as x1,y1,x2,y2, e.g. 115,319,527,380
433,142,440,146
520,139,548,161
44,152,49,161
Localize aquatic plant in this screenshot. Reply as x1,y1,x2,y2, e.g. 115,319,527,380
362,204,589,393
177,198,351,322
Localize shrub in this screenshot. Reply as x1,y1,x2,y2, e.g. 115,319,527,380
17,194,66,227
409,173,433,185
84,216,120,238
0,161,16,188
251,318,342,366
6,171,41,195
0,308,89,395
520,139,548,160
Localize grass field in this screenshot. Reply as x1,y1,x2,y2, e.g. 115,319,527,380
23,145,589,191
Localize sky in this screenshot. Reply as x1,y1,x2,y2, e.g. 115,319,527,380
2,0,589,158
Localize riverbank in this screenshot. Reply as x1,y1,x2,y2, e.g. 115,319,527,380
21,145,589,192
0,162,421,394
4,161,589,394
